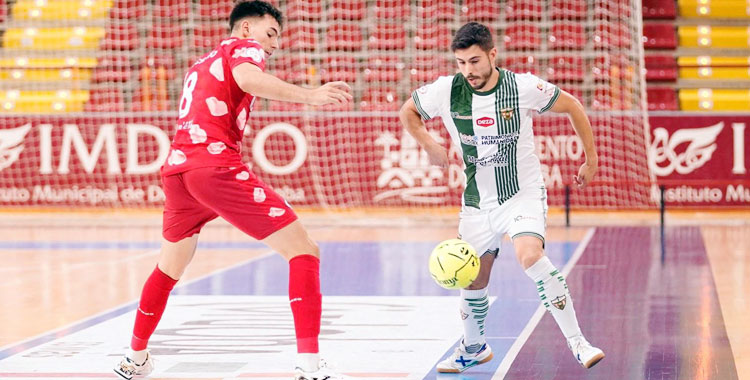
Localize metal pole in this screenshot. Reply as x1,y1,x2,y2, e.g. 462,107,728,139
660,184,666,263
565,184,570,227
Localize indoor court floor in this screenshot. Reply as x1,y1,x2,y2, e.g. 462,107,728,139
0,211,748,380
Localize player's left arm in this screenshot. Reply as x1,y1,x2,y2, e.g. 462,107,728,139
548,91,598,189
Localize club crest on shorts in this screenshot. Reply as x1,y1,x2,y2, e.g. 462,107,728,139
501,108,514,120
552,295,567,310
269,207,286,217
253,187,266,203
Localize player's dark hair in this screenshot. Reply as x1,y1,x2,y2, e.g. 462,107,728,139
229,1,283,31
451,22,494,52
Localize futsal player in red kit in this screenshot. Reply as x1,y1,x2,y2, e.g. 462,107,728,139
113,2,352,379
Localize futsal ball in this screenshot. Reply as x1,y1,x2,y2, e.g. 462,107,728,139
428,239,480,289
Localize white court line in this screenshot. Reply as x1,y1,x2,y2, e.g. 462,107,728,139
0,247,276,354
491,227,597,379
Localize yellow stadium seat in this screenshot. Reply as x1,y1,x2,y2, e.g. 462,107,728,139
678,56,750,79
12,0,112,20
0,57,97,69
0,90,88,113
678,0,750,18
3,27,105,50
680,88,750,111
679,26,750,49
0,68,92,81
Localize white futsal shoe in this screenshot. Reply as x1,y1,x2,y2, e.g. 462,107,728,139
436,341,494,373
294,359,348,380
113,350,154,380
567,335,605,368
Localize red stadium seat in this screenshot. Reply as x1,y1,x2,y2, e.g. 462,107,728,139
647,87,679,110
414,24,452,50
590,54,630,80
374,0,410,19
642,0,677,19
502,55,541,75
330,0,367,20
461,0,501,22
546,55,585,81
503,25,541,50
593,22,631,49
284,23,317,51
198,0,232,19
153,0,190,19
504,0,543,20
550,0,587,20
360,87,400,111
548,24,586,50
368,24,407,50
645,55,677,82
101,24,139,51
146,23,184,50
559,85,583,102
84,89,125,112
267,55,311,84
365,56,404,82
417,0,455,21
142,55,177,80
193,23,227,49
320,55,358,83
642,23,677,49
409,55,454,84
268,100,305,111
286,0,323,20
326,24,364,51
92,55,132,83
110,0,146,19
595,0,631,20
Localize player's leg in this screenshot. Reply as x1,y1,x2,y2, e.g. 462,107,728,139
509,187,604,369
436,210,497,373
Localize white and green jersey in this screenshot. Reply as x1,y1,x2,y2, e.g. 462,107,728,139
412,68,560,210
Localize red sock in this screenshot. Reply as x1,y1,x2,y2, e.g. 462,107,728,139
289,254,322,353
131,266,178,351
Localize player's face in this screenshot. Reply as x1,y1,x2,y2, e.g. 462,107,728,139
454,45,497,90
239,15,281,57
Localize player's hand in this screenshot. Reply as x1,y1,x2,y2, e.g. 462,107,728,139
425,143,449,168
574,160,598,189
308,81,353,106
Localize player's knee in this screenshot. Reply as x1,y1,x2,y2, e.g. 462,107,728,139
286,239,319,259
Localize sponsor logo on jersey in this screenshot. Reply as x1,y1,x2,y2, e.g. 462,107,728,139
501,108,514,120
0,124,31,171
232,47,264,64
450,112,473,120
460,133,519,146
476,117,495,127
254,187,266,203
268,207,286,217
466,151,509,168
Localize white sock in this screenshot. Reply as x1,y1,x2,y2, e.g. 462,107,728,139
295,352,320,372
525,256,582,339
128,349,148,365
460,287,489,353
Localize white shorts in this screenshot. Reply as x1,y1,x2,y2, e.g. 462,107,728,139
458,185,548,257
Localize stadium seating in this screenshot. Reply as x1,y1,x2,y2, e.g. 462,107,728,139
414,24,452,50
326,24,364,51
4,27,105,50
679,26,750,49
504,0,543,20
548,24,586,50
92,55,131,83
101,24,139,50
12,0,109,20
645,55,678,81
0,90,88,113
360,87,400,111
146,23,184,50
197,0,232,19
680,89,750,111
503,25,542,50
330,0,367,20
110,0,146,20
320,56,358,83
193,23,228,49
547,55,585,82
461,0,501,22
417,0,455,21
84,89,125,112
643,24,678,49
153,0,191,19
678,56,750,80
678,0,750,18
364,56,405,82
267,56,312,84
594,22,631,49
284,23,317,51
374,0,411,20
368,24,407,51
647,87,679,110
550,0,587,20
642,0,677,19
503,55,541,76
409,55,454,84
286,0,323,20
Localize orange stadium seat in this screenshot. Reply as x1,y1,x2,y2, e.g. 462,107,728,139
360,87,400,111
146,23,184,50
593,22,631,49
84,89,125,112
417,0,455,21
374,0,410,19
547,55,585,81
645,55,678,82
643,24,677,49
193,23,227,49
131,88,171,112
92,55,131,83
590,54,630,81
647,87,679,110
409,55,454,84
267,55,311,84
326,24,364,51
142,55,177,80
286,0,323,20
642,0,677,19
153,0,191,19
414,24,452,50
284,23,317,51
110,0,146,19
548,24,586,50
331,0,367,20
503,25,541,50
368,24,407,50
461,0,501,22
198,0,232,19
364,56,404,82
320,56,358,83
503,55,541,76
504,0,543,20
550,0,587,19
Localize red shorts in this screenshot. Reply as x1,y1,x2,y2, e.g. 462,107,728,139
161,166,298,242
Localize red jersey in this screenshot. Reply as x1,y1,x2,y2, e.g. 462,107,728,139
161,38,266,177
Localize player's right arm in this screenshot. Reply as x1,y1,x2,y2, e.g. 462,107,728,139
232,63,352,106
399,98,449,168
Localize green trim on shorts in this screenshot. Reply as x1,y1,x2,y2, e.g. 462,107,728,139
479,247,500,258
511,232,546,248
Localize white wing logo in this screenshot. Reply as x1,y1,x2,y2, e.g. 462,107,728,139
0,123,32,171
649,122,724,176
